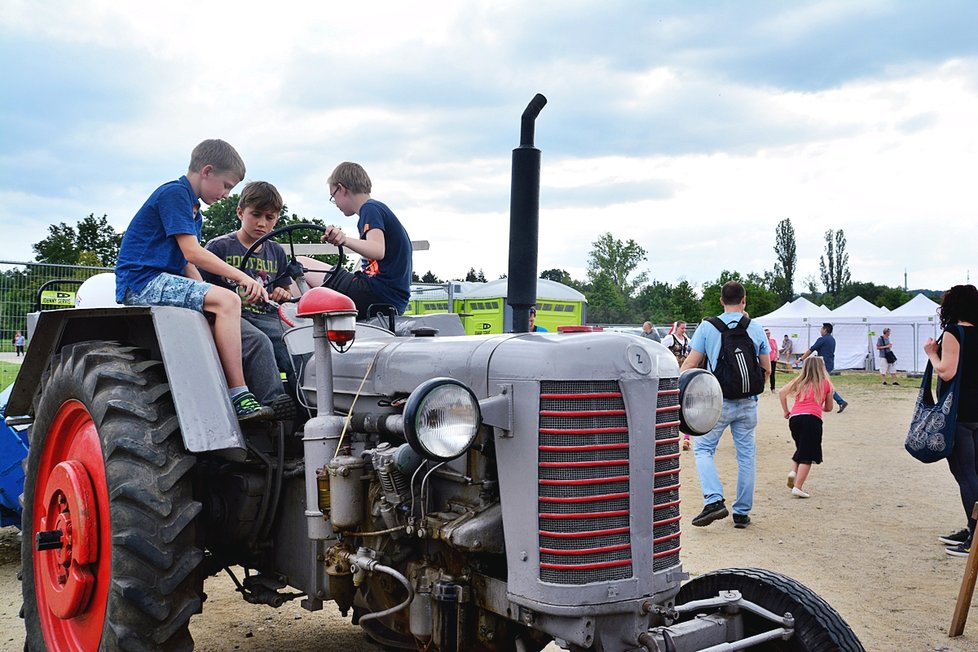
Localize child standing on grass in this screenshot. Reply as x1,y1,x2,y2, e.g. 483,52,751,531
778,356,834,498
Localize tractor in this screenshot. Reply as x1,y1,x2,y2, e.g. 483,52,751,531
5,95,863,651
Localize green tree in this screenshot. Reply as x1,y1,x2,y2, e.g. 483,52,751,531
586,233,648,299
635,280,674,324
772,218,797,303
540,268,572,284
463,267,487,282
586,272,628,323
420,270,442,283
819,229,851,303
33,214,121,266
32,222,79,264
701,271,779,318
669,280,703,324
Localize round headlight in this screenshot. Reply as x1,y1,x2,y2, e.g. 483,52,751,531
678,369,723,436
403,378,482,461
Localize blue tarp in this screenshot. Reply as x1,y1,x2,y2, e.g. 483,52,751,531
0,382,28,528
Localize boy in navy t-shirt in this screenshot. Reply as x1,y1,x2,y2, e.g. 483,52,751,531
320,162,412,319
115,139,273,420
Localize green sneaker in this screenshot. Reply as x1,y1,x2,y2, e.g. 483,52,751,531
233,391,274,421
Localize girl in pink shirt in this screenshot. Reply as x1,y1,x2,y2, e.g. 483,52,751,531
778,356,834,498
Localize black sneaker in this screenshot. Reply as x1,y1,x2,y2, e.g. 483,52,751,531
892,381,900,386
269,394,297,421
939,528,971,546
233,391,274,421
692,500,729,527
946,541,972,557
882,382,888,385
837,401,848,413
733,514,751,529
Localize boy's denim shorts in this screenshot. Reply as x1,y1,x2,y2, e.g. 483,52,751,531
123,273,212,313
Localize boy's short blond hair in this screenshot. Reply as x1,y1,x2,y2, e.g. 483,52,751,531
328,162,372,194
238,181,284,214
189,139,246,179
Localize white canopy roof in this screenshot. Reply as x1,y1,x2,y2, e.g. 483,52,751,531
831,295,886,318
758,297,830,320
888,293,940,318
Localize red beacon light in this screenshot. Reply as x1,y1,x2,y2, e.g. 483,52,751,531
296,287,358,350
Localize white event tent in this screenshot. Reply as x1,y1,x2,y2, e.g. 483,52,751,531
756,294,940,373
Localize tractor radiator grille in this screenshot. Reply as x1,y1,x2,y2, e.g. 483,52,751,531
538,380,632,584
537,379,682,584
653,378,682,572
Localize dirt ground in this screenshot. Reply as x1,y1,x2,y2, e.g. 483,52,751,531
2,375,977,651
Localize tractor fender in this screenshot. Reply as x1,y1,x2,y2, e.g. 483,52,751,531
7,306,246,460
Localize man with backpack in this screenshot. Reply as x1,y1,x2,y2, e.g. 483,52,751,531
800,322,849,412
681,281,771,529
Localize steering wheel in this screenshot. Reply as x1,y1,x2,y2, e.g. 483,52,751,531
238,222,345,295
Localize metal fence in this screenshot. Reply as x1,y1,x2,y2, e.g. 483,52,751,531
1,260,114,355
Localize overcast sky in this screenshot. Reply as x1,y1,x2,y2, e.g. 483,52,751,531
2,0,976,293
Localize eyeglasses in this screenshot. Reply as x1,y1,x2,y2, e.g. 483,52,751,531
329,185,341,204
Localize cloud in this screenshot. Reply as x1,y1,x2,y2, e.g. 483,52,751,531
2,0,978,295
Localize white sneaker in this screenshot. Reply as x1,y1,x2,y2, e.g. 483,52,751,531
791,487,810,498
787,471,796,489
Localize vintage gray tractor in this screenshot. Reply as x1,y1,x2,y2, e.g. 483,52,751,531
6,96,863,651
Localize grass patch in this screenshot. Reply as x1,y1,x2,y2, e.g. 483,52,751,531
777,368,918,390
1,361,20,391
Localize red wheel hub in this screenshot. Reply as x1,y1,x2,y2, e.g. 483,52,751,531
33,400,110,650
39,460,98,618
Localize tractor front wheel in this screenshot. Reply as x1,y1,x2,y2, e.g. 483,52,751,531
22,341,203,651
676,567,864,651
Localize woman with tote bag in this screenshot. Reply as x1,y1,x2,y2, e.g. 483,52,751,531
926,285,978,556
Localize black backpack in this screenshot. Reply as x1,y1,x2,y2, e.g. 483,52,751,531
706,316,766,399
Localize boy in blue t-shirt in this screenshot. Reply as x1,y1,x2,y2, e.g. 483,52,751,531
115,139,273,420
320,162,412,319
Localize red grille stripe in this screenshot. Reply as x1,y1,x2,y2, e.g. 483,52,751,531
540,427,629,435
656,405,681,413
539,443,629,452
655,420,681,429
654,515,681,527
654,469,680,478
539,492,630,504
540,392,622,399
540,460,627,468
653,548,681,560
658,436,681,445
539,509,629,519
653,531,682,545
653,483,681,494
659,389,680,395
540,475,630,486
540,409,626,417
658,453,681,462
540,543,632,555
654,499,681,510
541,559,632,570
539,526,630,538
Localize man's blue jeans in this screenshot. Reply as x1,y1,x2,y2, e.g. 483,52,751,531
692,397,757,516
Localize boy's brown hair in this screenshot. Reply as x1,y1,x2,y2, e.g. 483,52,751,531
237,181,284,214
189,139,246,179
328,162,372,194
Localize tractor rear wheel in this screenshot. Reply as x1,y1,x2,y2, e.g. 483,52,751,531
22,341,203,651
676,567,864,651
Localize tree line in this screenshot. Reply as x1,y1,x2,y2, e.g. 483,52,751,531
19,207,933,327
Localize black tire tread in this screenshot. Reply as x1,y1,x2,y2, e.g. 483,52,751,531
677,566,864,652
22,341,201,651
